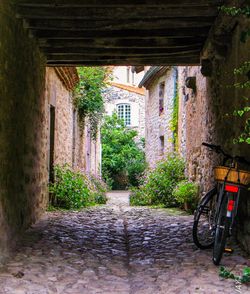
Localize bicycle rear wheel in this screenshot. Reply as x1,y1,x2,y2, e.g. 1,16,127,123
213,192,230,265
193,187,217,249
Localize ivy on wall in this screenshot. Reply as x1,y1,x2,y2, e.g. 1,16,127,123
74,67,111,139
221,5,250,144
171,87,179,150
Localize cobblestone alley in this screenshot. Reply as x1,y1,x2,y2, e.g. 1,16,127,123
0,192,249,294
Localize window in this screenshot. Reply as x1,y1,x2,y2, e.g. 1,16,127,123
117,103,131,126
159,82,165,115
160,136,164,155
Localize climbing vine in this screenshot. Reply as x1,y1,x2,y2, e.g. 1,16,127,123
74,67,111,139
221,5,250,144
170,84,179,150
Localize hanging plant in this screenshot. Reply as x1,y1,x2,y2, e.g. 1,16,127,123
74,67,112,139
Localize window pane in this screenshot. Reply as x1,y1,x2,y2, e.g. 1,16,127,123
116,103,131,126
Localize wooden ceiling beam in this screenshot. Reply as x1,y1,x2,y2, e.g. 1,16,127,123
46,57,201,66
47,52,200,62
32,27,211,39
18,0,224,8
43,46,202,56
17,6,218,20
39,37,206,49
24,17,216,31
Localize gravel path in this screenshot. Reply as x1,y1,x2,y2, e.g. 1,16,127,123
0,191,249,294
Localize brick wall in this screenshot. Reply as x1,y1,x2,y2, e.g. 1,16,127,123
0,0,48,261
104,86,145,140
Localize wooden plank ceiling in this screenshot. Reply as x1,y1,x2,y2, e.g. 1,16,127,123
16,0,224,66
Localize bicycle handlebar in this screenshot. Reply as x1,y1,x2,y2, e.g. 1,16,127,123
202,142,250,166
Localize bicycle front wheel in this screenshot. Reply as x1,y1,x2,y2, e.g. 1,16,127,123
193,187,217,249
213,193,230,265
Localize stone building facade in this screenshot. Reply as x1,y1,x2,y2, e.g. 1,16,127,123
139,67,178,167
0,1,100,262
103,66,145,139
46,67,101,178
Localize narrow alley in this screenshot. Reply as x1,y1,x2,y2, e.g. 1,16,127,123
0,192,249,294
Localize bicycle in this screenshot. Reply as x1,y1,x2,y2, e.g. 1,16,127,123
192,143,250,265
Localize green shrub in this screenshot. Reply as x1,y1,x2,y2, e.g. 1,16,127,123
88,174,108,204
130,154,185,207
101,114,147,189
49,165,107,209
173,180,199,212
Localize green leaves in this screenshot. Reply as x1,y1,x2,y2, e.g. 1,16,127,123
49,165,107,209
220,6,250,18
101,113,146,189
220,5,250,144
130,154,185,207
173,180,198,211
74,67,111,139
219,266,250,284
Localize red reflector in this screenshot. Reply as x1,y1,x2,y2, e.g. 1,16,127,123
225,185,239,193
227,200,235,212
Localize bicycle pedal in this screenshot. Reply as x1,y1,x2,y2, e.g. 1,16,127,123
224,248,234,253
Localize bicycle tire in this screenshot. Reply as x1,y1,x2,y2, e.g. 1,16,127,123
193,187,217,249
213,192,230,265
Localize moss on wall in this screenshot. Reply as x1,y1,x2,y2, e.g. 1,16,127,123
0,0,48,261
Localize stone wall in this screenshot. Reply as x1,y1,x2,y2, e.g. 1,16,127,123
145,68,177,168
0,0,48,261
178,66,218,194
103,85,145,139
0,2,101,262
178,17,250,252
46,68,101,176
46,68,74,166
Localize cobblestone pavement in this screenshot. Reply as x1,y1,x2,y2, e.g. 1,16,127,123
0,191,249,294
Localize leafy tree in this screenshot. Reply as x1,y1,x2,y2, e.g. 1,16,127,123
74,67,111,139
101,113,146,189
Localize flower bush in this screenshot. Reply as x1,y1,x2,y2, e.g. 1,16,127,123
130,154,185,207
49,165,107,209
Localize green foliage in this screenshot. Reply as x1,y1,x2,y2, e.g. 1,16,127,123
170,84,179,150
173,180,199,212
130,154,185,207
74,67,111,139
220,6,250,17
219,266,250,284
49,165,107,209
221,5,250,145
234,61,250,76
101,113,147,189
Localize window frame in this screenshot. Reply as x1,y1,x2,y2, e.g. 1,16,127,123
117,103,131,126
